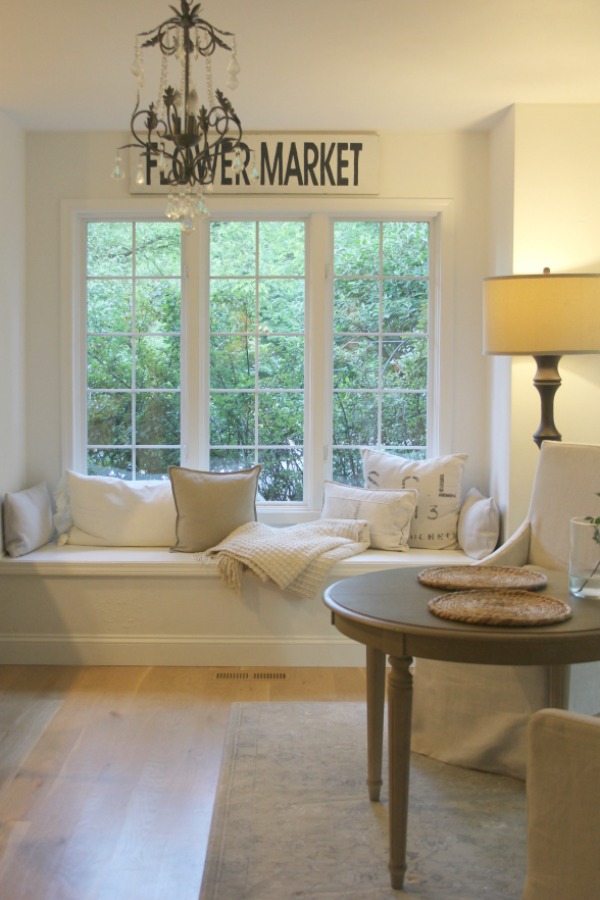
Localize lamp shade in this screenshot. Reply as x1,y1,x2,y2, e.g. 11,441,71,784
483,273,600,356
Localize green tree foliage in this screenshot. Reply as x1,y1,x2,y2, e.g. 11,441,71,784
209,220,306,501
332,221,429,484
86,218,429,496
86,221,181,480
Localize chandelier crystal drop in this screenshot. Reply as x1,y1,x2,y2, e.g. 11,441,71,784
114,0,244,232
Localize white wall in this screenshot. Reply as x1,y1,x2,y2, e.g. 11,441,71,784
18,115,600,532
24,130,493,497
487,109,515,537
489,105,600,531
24,132,131,490
0,111,26,502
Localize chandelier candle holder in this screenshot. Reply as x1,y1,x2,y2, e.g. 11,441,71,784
112,0,243,232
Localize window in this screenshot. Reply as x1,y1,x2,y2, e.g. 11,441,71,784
85,221,182,479
332,221,429,485
209,221,306,501
72,205,440,517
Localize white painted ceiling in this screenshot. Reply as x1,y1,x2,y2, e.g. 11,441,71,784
2,0,600,133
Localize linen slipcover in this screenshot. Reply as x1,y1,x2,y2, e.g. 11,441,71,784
411,441,600,779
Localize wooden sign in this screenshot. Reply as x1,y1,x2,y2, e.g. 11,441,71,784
129,133,379,195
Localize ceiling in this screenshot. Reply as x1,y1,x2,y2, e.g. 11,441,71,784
2,0,600,134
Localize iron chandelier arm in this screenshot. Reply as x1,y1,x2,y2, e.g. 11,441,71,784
123,94,243,188
139,1,234,57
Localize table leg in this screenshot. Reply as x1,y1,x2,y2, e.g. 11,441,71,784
549,663,571,708
387,655,413,891
366,646,386,801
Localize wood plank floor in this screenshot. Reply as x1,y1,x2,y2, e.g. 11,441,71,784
0,665,366,900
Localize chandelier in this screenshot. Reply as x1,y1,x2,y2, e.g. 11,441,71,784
112,0,244,232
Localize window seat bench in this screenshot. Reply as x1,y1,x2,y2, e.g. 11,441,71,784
0,544,472,667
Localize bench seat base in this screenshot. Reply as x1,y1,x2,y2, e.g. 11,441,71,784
0,545,471,666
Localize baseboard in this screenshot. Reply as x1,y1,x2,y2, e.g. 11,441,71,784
0,633,366,667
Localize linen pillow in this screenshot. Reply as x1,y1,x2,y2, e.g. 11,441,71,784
321,481,418,551
3,482,54,557
361,448,468,549
58,471,177,546
169,465,260,553
458,487,500,560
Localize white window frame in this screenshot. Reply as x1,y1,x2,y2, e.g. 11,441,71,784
61,196,454,525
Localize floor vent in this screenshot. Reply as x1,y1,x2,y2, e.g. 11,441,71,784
213,672,289,681
253,672,288,681
214,672,250,680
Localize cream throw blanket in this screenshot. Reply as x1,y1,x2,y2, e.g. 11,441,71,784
201,518,370,598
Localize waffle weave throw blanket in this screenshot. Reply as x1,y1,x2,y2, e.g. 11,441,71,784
202,518,370,598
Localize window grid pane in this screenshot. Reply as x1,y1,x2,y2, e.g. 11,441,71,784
85,221,182,480
209,220,306,502
332,220,429,485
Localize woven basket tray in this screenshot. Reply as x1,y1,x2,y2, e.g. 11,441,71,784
428,590,572,627
418,565,547,592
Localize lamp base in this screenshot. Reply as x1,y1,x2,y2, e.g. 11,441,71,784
532,354,562,449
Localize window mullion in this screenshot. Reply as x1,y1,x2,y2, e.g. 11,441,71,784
305,213,332,506
183,222,204,468
193,219,210,468
254,221,260,466
131,222,137,477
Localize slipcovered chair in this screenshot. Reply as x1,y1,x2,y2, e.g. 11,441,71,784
411,441,600,779
523,708,600,900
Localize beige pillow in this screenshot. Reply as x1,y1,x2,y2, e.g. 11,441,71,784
3,482,54,557
169,465,261,553
361,448,468,549
458,487,500,559
321,481,418,551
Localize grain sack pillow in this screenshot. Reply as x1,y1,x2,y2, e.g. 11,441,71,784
169,465,261,553
362,448,468,549
321,481,418,551
458,487,500,559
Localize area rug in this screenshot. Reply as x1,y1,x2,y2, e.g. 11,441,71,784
200,702,526,899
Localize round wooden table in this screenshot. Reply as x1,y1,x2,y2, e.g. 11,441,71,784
323,566,600,890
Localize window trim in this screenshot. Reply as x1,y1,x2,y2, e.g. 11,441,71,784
61,196,454,524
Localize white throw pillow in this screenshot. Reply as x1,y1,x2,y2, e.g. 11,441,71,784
321,481,418,551
58,471,177,546
458,487,500,560
3,482,54,557
361,449,468,549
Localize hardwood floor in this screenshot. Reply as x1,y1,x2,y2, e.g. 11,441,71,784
0,665,366,899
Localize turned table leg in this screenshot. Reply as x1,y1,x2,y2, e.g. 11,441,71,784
366,646,386,801
387,655,414,891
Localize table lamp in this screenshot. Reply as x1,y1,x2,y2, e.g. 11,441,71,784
483,269,600,448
